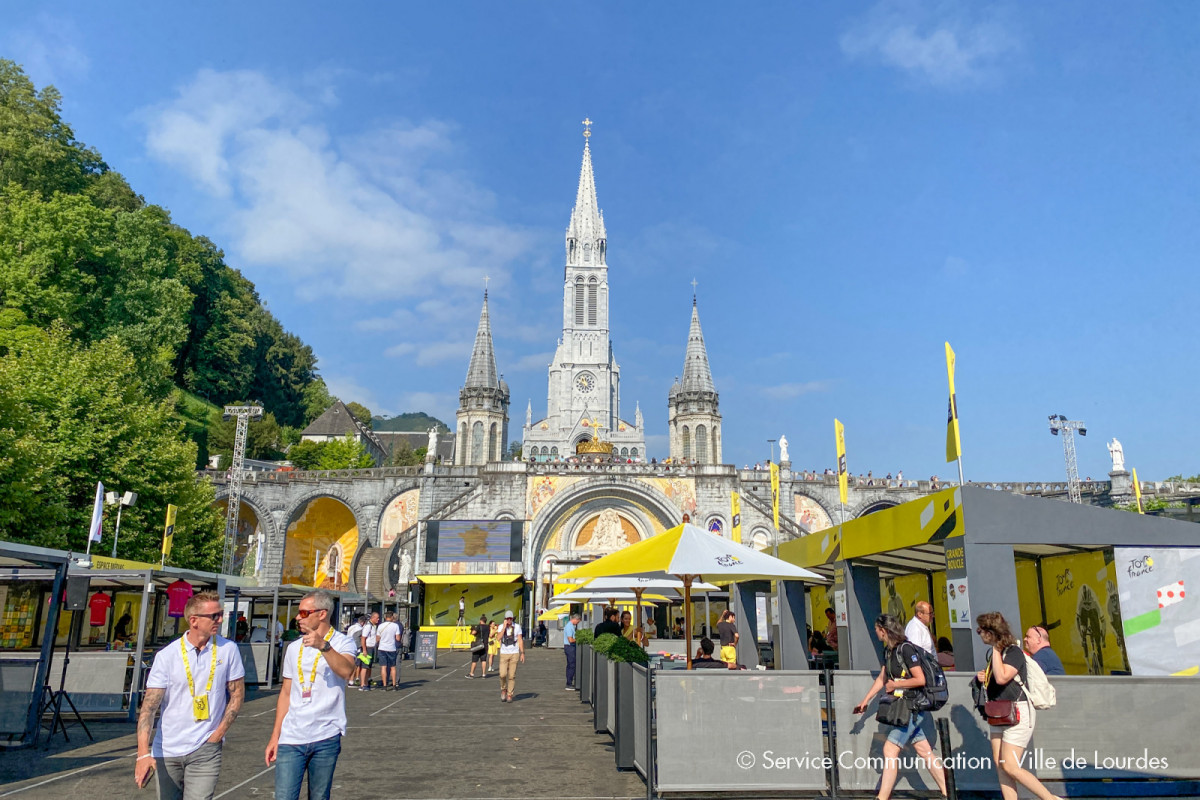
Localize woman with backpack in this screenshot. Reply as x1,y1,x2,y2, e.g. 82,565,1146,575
852,614,947,800
973,612,1063,800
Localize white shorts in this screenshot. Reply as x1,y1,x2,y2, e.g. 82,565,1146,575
990,700,1035,748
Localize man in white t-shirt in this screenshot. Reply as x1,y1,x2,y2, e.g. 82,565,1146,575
266,590,357,800
357,612,379,690
136,591,246,797
375,611,402,690
345,616,364,686
905,601,935,655
496,609,525,703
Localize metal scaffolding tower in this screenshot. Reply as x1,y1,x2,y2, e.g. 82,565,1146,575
1048,414,1087,504
222,404,263,574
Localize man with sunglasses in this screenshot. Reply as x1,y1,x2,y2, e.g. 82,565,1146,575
266,590,358,800
136,591,245,798
1023,626,1066,676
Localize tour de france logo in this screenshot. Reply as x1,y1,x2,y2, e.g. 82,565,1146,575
715,554,742,568
1127,555,1154,578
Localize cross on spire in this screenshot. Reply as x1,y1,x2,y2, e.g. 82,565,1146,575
582,117,593,140
691,277,698,303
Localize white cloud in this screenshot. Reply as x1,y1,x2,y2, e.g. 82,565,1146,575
323,374,390,416
3,15,90,87
760,381,832,400
840,0,1020,88
141,69,534,301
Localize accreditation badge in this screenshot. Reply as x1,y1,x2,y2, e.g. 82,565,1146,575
301,688,313,704
192,695,210,721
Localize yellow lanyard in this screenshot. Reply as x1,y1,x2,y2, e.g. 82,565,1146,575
180,636,218,719
297,629,335,692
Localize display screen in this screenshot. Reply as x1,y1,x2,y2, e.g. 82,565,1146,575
424,520,523,562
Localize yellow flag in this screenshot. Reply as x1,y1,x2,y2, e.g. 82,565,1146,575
162,504,178,560
769,462,780,530
835,419,848,505
1132,468,1144,514
730,492,742,544
945,342,962,463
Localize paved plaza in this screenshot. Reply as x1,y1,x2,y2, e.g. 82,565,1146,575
0,648,644,799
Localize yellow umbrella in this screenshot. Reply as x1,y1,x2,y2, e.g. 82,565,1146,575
558,522,823,668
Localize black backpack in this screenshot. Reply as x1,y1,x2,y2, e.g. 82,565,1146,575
893,642,949,712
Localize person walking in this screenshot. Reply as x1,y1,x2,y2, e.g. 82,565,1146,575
376,611,402,690
563,612,580,689
346,615,364,686
496,610,525,703
265,590,358,800
135,592,245,797
486,620,500,674
357,612,379,690
905,601,935,655
1023,626,1066,675
717,609,739,669
852,614,948,800
467,615,489,678
975,612,1064,800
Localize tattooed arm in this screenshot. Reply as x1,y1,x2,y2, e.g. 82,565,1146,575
135,687,165,787
207,678,245,743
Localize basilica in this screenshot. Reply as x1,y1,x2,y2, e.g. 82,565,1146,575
228,128,920,644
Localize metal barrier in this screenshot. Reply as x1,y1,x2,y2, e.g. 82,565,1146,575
653,671,826,793
0,660,40,735
641,669,1200,797
579,643,592,705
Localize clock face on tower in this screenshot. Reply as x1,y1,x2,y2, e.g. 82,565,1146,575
575,373,595,394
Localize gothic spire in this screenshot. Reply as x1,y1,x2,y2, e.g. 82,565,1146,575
464,291,500,389
680,297,716,394
566,120,606,265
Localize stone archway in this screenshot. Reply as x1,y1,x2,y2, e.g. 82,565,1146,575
212,491,277,577
280,495,361,590
852,499,900,518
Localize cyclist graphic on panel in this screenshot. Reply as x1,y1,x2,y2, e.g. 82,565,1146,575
1076,584,1107,675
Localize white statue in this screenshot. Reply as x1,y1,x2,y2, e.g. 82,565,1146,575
779,435,790,463
586,509,628,552
398,549,413,586
426,426,438,455
1108,439,1125,472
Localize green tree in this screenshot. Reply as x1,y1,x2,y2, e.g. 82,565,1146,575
507,441,523,461
345,402,373,427
316,435,376,470
207,409,284,461
286,439,326,470
0,325,223,568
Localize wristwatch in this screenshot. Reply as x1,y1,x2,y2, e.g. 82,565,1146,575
319,640,332,653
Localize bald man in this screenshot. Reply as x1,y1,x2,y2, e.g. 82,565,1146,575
904,601,935,655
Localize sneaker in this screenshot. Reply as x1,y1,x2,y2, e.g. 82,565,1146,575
565,686,574,690
358,686,366,692
465,674,474,679
500,694,506,702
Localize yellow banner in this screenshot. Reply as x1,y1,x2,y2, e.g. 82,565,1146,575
769,462,780,530
89,554,159,571
162,504,178,560
1132,467,1144,514
835,419,848,505
945,342,962,463
730,492,742,544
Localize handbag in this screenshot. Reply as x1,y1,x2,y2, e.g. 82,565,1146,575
876,694,912,727
470,641,486,655
984,699,1019,726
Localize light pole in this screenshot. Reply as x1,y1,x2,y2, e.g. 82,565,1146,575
1048,414,1087,504
109,491,138,558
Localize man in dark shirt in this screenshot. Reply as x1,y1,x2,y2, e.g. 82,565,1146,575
593,607,622,638
716,610,739,670
1023,626,1066,675
691,638,725,669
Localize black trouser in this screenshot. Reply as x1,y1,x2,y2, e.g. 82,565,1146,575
564,643,577,686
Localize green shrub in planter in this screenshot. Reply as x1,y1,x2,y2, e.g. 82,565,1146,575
592,632,620,655
575,627,594,646
604,636,650,665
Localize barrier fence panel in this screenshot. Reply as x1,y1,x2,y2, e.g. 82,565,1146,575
655,671,826,793
632,664,648,778
835,672,1200,794
606,658,617,735
833,671,946,794
0,660,39,734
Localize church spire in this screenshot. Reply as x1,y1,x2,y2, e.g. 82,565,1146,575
566,118,606,266
464,291,499,389
680,296,715,394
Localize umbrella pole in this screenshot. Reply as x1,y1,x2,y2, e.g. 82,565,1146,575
634,588,644,645
683,576,693,670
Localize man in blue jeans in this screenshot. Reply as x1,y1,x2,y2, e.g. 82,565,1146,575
563,612,580,689
265,590,358,800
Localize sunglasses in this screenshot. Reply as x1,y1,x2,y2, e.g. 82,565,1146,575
194,611,224,621
296,608,326,619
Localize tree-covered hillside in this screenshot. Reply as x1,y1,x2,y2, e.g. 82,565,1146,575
0,60,332,568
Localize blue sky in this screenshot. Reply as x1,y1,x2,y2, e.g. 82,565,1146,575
5,2,1197,481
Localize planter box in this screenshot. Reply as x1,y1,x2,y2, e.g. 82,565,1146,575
579,644,592,705
613,661,637,770
594,656,611,733
605,656,616,735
